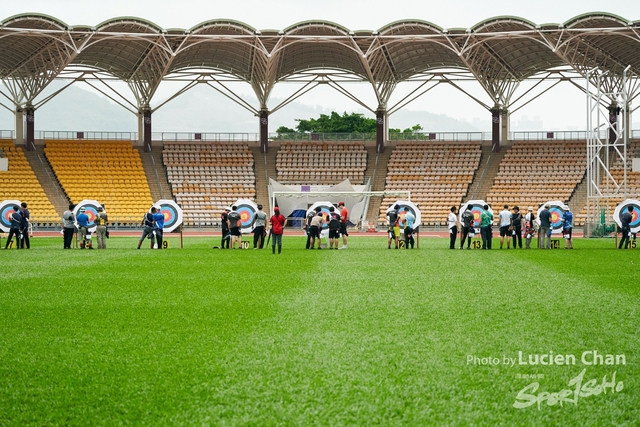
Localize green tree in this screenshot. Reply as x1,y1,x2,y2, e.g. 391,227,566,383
276,111,423,136
275,126,295,133
294,111,377,133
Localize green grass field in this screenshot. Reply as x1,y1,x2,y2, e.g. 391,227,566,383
0,235,638,426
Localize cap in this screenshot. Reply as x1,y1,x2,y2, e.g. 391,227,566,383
338,201,345,206
274,206,280,211
258,204,263,209
224,206,231,211
97,207,104,212
79,208,86,212
528,207,533,211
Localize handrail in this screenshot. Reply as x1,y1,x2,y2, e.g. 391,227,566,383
0,129,638,142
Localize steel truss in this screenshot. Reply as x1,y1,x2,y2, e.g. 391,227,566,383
585,66,631,235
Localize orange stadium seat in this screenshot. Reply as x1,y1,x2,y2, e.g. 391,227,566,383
44,140,153,225
163,142,256,227
378,141,482,226
275,141,367,186
0,139,58,225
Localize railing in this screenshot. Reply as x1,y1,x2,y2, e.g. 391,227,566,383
271,132,375,141
39,131,135,140
156,132,258,142
1,129,639,143
389,132,485,141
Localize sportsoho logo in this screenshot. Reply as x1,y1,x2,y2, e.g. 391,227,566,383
512,351,626,410
466,350,627,410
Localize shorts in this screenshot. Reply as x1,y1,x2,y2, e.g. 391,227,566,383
229,227,241,236
329,229,340,239
309,225,320,239
405,227,413,238
388,228,396,239
500,226,510,237
339,223,348,236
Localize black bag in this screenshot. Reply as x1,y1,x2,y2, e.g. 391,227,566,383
105,229,110,239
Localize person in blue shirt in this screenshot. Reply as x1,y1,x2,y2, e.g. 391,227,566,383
153,207,165,249
404,209,416,249
3,205,22,249
76,208,93,249
562,205,574,249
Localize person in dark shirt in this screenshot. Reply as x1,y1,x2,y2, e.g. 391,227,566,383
619,205,633,249
460,205,474,250
19,202,30,249
227,206,241,249
137,207,156,249
511,206,523,249
328,206,341,250
387,204,399,249
220,207,231,249
539,204,552,249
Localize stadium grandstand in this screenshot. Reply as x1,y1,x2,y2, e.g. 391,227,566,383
44,140,153,225
275,141,367,185
163,142,255,227
1,13,639,233
0,139,59,225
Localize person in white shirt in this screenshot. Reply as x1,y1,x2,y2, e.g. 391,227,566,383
498,204,512,249
524,206,536,249
447,206,458,249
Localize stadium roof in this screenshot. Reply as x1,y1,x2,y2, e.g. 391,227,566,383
1,12,639,110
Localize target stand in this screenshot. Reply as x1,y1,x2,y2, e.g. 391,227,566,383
154,200,184,248
613,199,640,249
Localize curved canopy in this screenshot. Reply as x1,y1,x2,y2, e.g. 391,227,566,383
1,13,639,108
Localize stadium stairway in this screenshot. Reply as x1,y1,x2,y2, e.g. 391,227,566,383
364,142,393,224
23,145,69,215
136,146,172,202
567,170,588,222
466,143,505,202
250,144,278,212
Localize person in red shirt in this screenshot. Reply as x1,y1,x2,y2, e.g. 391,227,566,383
338,201,349,249
269,206,287,254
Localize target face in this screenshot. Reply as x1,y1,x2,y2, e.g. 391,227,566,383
459,200,492,229
0,200,21,232
233,199,258,234
386,200,422,229
537,201,567,234
155,199,183,233
307,201,335,229
614,199,640,233
73,199,101,233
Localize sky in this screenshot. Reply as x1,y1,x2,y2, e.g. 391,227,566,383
2,0,640,133
4,0,638,32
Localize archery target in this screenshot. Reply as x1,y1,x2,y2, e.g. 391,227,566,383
73,199,101,233
0,200,21,233
233,199,258,234
307,201,335,229
614,199,640,233
155,199,183,233
537,201,567,234
386,200,422,229
459,200,493,229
